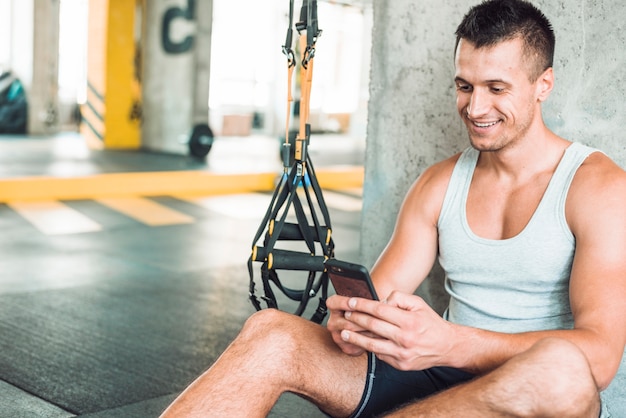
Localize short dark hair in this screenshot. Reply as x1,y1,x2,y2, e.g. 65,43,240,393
455,0,555,81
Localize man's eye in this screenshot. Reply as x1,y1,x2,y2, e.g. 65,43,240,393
491,87,505,93
456,84,472,92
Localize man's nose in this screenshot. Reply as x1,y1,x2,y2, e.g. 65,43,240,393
467,89,491,118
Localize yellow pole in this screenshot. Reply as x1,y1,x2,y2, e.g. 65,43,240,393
81,0,140,150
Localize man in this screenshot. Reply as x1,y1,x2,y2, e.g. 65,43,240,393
162,0,626,416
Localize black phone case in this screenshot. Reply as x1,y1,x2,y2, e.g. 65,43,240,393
325,259,379,300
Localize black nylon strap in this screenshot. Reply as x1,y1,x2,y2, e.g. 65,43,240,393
305,155,334,256
290,184,317,254
247,0,331,323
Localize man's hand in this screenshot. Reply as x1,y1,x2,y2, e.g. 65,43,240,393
326,294,381,356
330,291,457,370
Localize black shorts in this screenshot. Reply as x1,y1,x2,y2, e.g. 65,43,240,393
348,352,475,417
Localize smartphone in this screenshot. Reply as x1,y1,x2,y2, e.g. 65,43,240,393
325,258,379,301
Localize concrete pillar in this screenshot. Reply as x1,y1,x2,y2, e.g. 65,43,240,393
4,0,60,135
537,1,626,154
141,0,213,156
31,0,61,134
361,0,626,411
360,0,467,311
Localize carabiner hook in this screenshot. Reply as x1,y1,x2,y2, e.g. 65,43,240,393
302,46,315,69
287,49,297,68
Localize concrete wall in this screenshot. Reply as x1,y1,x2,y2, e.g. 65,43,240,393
5,0,61,135
360,0,626,411
361,0,468,308
30,0,60,134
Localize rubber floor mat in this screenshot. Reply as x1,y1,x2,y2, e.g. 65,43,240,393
0,265,254,415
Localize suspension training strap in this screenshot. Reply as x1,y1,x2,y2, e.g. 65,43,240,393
248,0,332,323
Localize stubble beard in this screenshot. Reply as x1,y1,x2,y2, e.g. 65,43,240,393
465,104,535,154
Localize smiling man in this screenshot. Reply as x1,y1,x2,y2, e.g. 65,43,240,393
161,1,626,417
454,35,549,153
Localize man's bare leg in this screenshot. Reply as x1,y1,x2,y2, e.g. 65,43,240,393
385,338,600,418
160,309,367,418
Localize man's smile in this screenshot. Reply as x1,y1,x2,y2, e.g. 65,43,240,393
472,120,500,128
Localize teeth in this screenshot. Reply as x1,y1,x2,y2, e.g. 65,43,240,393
474,121,498,128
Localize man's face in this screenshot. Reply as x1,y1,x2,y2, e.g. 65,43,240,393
454,37,547,152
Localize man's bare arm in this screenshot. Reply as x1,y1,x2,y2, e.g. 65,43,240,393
369,155,459,299
326,155,458,355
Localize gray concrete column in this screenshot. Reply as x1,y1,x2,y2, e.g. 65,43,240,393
360,1,467,311
537,0,626,155
141,0,213,155
30,0,60,134
7,0,60,135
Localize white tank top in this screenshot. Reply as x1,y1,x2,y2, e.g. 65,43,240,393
437,142,596,333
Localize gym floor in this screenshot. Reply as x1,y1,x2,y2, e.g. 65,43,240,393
0,132,364,417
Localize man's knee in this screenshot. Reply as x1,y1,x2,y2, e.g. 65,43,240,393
239,309,309,359
241,309,296,341
529,338,594,385
242,308,287,332
522,338,600,416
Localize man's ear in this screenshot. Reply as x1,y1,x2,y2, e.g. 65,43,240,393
536,67,554,102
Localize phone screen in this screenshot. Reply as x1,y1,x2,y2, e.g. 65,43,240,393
326,259,379,300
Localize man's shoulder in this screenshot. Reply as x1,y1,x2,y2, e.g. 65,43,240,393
422,152,464,183
412,152,462,194
404,152,464,212
568,148,626,219
573,149,626,191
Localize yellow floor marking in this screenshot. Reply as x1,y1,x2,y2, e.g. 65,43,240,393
315,166,364,190
96,196,194,226
0,167,362,203
0,171,277,202
8,201,102,235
